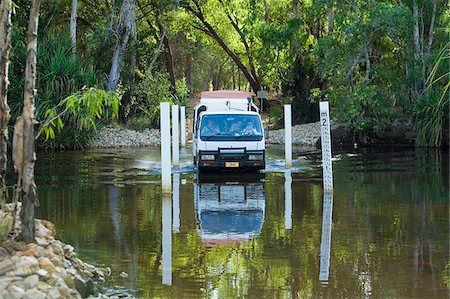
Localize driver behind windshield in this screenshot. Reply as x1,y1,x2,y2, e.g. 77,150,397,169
201,119,221,135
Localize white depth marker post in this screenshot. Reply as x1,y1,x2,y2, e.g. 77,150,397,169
284,105,292,167
319,101,333,192
180,106,186,147
160,102,171,193
284,171,292,230
172,105,180,167
162,193,172,285
319,192,333,283
172,173,180,233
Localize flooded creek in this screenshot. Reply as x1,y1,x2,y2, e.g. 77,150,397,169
35,146,449,298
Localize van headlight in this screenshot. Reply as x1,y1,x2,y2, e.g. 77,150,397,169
248,154,263,161
201,154,215,160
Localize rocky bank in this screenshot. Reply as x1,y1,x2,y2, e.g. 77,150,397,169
88,122,324,148
0,203,135,299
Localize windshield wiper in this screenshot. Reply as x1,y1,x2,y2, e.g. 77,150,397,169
205,133,225,140
235,134,251,140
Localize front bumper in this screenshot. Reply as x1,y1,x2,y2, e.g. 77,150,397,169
197,148,265,171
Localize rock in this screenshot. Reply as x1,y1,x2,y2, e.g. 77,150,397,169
0,258,16,276
35,237,49,247
14,256,39,276
74,274,87,297
38,257,56,274
36,268,48,277
0,277,22,292
23,274,39,289
5,285,25,299
46,288,61,299
63,244,75,258
19,243,39,257
49,242,64,256
57,283,71,297
86,278,99,297
50,256,64,268
119,272,128,279
89,127,161,148
23,288,45,299
62,272,75,289
37,281,52,293
40,220,56,237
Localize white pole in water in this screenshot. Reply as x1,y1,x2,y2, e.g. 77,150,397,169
172,173,180,233
162,193,172,285
284,104,292,167
172,105,180,167
180,106,186,147
319,101,333,191
160,102,171,193
284,171,292,230
319,191,333,283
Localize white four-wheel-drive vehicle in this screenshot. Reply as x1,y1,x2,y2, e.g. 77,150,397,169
192,90,265,171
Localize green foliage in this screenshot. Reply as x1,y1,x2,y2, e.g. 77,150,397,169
129,70,174,127
37,88,120,149
330,85,393,137
414,42,450,147
316,2,414,138
414,89,449,147
175,77,190,106
6,0,449,147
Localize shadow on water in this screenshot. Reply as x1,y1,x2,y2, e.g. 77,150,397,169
33,146,449,298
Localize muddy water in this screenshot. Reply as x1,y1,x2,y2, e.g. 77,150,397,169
35,146,449,298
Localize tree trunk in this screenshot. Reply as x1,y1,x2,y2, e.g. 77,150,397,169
70,0,77,54
425,0,436,58
185,53,192,87
107,0,136,92
412,0,422,98
160,24,176,94
327,2,334,34
0,0,12,200
17,0,40,244
292,0,299,18
263,0,269,25
364,47,370,85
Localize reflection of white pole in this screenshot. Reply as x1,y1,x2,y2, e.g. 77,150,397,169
172,105,180,167
284,105,292,167
173,173,180,233
162,193,172,285
284,171,292,230
180,106,186,147
160,102,171,193
319,192,333,283
320,102,333,192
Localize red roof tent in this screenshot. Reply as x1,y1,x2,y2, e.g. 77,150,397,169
189,90,253,109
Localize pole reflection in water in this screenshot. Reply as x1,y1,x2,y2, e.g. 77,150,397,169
194,173,266,247
319,191,333,283
172,174,180,233
162,192,172,285
284,171,292,230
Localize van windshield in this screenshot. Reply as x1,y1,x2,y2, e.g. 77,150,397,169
200,114,263,141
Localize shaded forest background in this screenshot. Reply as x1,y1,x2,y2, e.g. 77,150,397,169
6,0,450,148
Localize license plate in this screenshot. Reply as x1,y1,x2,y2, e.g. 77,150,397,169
225,162,239,168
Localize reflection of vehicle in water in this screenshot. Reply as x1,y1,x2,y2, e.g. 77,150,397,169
194,173,265,247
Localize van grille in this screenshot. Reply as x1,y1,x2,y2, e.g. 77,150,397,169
220,154,244,161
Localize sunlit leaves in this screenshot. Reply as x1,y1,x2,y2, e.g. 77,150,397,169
38,88,120,142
